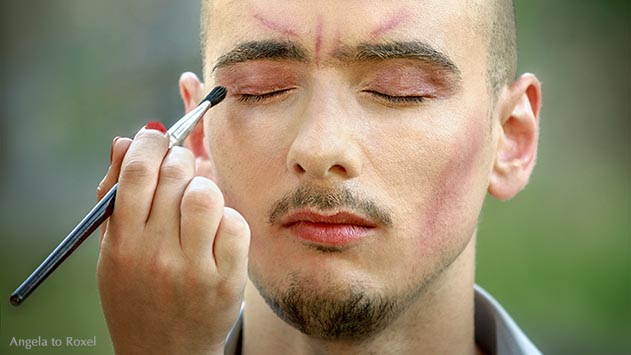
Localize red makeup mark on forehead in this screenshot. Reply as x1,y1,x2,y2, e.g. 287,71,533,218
314,15,324,65
253,13,298,37
370,9,410,38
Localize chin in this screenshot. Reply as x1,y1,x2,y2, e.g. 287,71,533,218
249,263,428,341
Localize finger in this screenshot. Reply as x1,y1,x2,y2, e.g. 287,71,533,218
114,127,169,235
214,207,250,281
97,137,132,201
98,137,132,247
145,146,195,247
179,176,224,269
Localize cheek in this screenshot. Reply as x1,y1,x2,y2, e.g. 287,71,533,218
369,107,490,256
206,104,288,223
419,116,489,252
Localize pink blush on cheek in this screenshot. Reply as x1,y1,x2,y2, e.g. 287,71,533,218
422,125,485,243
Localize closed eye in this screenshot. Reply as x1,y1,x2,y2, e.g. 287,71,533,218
364,90,428,105
237,88,294,103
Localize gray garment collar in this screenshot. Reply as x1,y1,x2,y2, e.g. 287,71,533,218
474,285,542,355
225,285,542,355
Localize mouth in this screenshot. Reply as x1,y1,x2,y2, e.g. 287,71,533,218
280,210,378,247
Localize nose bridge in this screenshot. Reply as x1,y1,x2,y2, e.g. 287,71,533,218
287,74,362,179
302,80,347,142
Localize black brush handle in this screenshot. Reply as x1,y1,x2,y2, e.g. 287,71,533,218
10,183,118,306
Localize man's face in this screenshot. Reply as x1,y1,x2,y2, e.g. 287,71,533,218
203,0,498,338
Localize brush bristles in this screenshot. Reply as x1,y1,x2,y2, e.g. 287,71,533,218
201,86,227,106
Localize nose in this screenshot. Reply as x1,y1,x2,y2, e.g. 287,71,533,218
286,86,363,180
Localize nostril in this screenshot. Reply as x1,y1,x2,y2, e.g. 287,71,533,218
293,163,306,174
330,164,347,175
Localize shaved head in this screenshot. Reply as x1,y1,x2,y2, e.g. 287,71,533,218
487,0,518,95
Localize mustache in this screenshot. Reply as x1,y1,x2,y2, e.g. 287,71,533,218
267,185,393,227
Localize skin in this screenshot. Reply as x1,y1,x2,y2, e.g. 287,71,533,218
96,1,541,354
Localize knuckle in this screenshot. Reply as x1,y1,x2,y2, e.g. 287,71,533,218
183,267,213,290
222,208,251,238
120,159,153,181
182,177,224,213
149,253,183,280
160,162,190,182
160,148,194,182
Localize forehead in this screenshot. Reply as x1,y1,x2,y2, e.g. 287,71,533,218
204,0,487,76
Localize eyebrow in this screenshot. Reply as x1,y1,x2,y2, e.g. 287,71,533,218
212,40,462,80
213,40,308,71
335,42,461,77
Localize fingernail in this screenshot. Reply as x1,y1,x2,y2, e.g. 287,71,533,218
110,136,120,163
145,121,167,133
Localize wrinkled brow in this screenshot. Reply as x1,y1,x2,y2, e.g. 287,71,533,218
213,40,308,71
213,39,462,83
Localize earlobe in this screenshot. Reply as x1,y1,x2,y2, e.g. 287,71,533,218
488,73,542,200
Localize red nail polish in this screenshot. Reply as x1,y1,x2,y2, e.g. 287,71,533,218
145,121,167,133
110,136,120,163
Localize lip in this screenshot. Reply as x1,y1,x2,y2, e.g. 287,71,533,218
280,211,377,247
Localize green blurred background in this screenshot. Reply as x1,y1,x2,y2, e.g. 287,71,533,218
0,0,629,354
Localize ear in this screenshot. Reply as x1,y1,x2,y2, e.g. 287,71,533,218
179,72,214,178
488,73,542,200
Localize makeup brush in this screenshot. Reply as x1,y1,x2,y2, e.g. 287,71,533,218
9,86,227,306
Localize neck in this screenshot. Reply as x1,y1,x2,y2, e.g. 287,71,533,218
242,235,480,355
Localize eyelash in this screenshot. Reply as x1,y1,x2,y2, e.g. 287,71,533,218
365,91,427,104
235,89,427,105
237,89,291,103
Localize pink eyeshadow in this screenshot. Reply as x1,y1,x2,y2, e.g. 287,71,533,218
216,62,301,93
